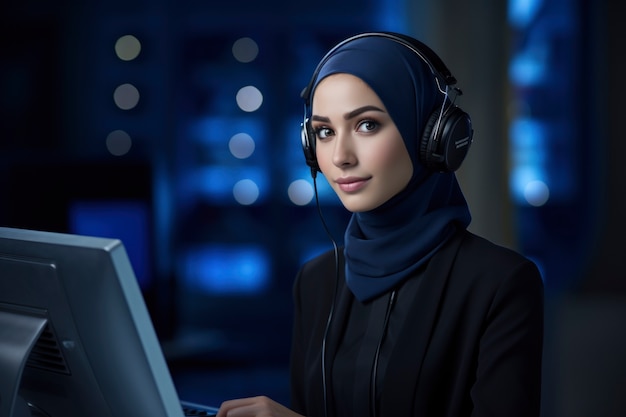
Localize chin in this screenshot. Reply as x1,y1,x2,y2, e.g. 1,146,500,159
339,198,380,213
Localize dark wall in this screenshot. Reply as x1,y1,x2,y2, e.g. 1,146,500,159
579,1,626,294
542,5,626,416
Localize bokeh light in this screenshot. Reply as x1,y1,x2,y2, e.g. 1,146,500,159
113,83,140,110
106,130,132,156
236,86,263,112
233,179,259,205
115,35,141,61
288,179,314,206
229,133,255,159
232,37,259,63
524,180,550,207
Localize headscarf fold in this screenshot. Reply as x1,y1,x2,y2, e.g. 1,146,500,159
310,34,471,302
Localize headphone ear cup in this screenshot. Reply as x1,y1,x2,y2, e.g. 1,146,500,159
420,105,473,172
420,111,444,170
301,118,320,173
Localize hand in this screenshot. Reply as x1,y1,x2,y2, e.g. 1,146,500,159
216,396,304,417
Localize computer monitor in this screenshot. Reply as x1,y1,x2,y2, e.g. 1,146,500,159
0,226,215,417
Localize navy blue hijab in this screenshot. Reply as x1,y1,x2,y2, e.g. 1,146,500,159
309,35,472,302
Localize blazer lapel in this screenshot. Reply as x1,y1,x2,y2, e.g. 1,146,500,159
380,231,465,415
321,254,354,417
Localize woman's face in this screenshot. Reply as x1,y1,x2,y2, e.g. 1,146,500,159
311,73,413,212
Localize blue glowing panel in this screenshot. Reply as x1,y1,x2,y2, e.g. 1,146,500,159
508,118,548,204
509,116,578,207
187,116,267,164
187,166,269,205
509,47,548,87
507,0,580,207
508,0,543,28
69,200,151,289
179,245,270,294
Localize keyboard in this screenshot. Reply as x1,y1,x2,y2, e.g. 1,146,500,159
181,400,219,416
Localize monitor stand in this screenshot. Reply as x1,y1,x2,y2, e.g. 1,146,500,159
0,309,47,417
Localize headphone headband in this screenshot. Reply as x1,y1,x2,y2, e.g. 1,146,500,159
300,31,458,106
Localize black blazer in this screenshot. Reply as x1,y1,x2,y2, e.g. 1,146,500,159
290,230,544,417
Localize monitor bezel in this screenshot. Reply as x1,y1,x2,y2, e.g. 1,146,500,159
0,226,185,417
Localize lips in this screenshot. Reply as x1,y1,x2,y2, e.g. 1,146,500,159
335,176,370,193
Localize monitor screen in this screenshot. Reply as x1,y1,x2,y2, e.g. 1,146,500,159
0,226,202,417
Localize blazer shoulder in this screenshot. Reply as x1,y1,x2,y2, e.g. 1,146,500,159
448,230,543,289
302,247,341,270
458,230,537,268
295,247,344,293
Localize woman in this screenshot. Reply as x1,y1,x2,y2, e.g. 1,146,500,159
217,32,543,417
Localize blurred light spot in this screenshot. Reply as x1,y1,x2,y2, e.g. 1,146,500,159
508,0,543,28
233,179,259,205
115,35,141,61
232,37,259,63
180,245,269,294
509,47,547,87
229,133,255,159
509,117,550,205
106,130,132,156
236,85,263,112
524,180,550,206
191,167,267,204
113,83,140,110
288,179,314,205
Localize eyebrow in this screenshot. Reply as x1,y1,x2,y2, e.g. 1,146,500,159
311,105,386,123
345,105,386,120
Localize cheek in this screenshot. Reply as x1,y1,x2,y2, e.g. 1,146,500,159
375,141,414,186
370,140,411,171
314,143,331,171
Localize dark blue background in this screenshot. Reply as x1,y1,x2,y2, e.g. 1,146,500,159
2,1,625,416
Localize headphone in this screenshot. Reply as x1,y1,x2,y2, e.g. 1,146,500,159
300,32,473,175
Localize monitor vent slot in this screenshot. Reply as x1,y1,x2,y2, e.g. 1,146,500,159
26,324,71,375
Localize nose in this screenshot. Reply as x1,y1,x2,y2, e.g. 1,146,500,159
332,131,357,168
